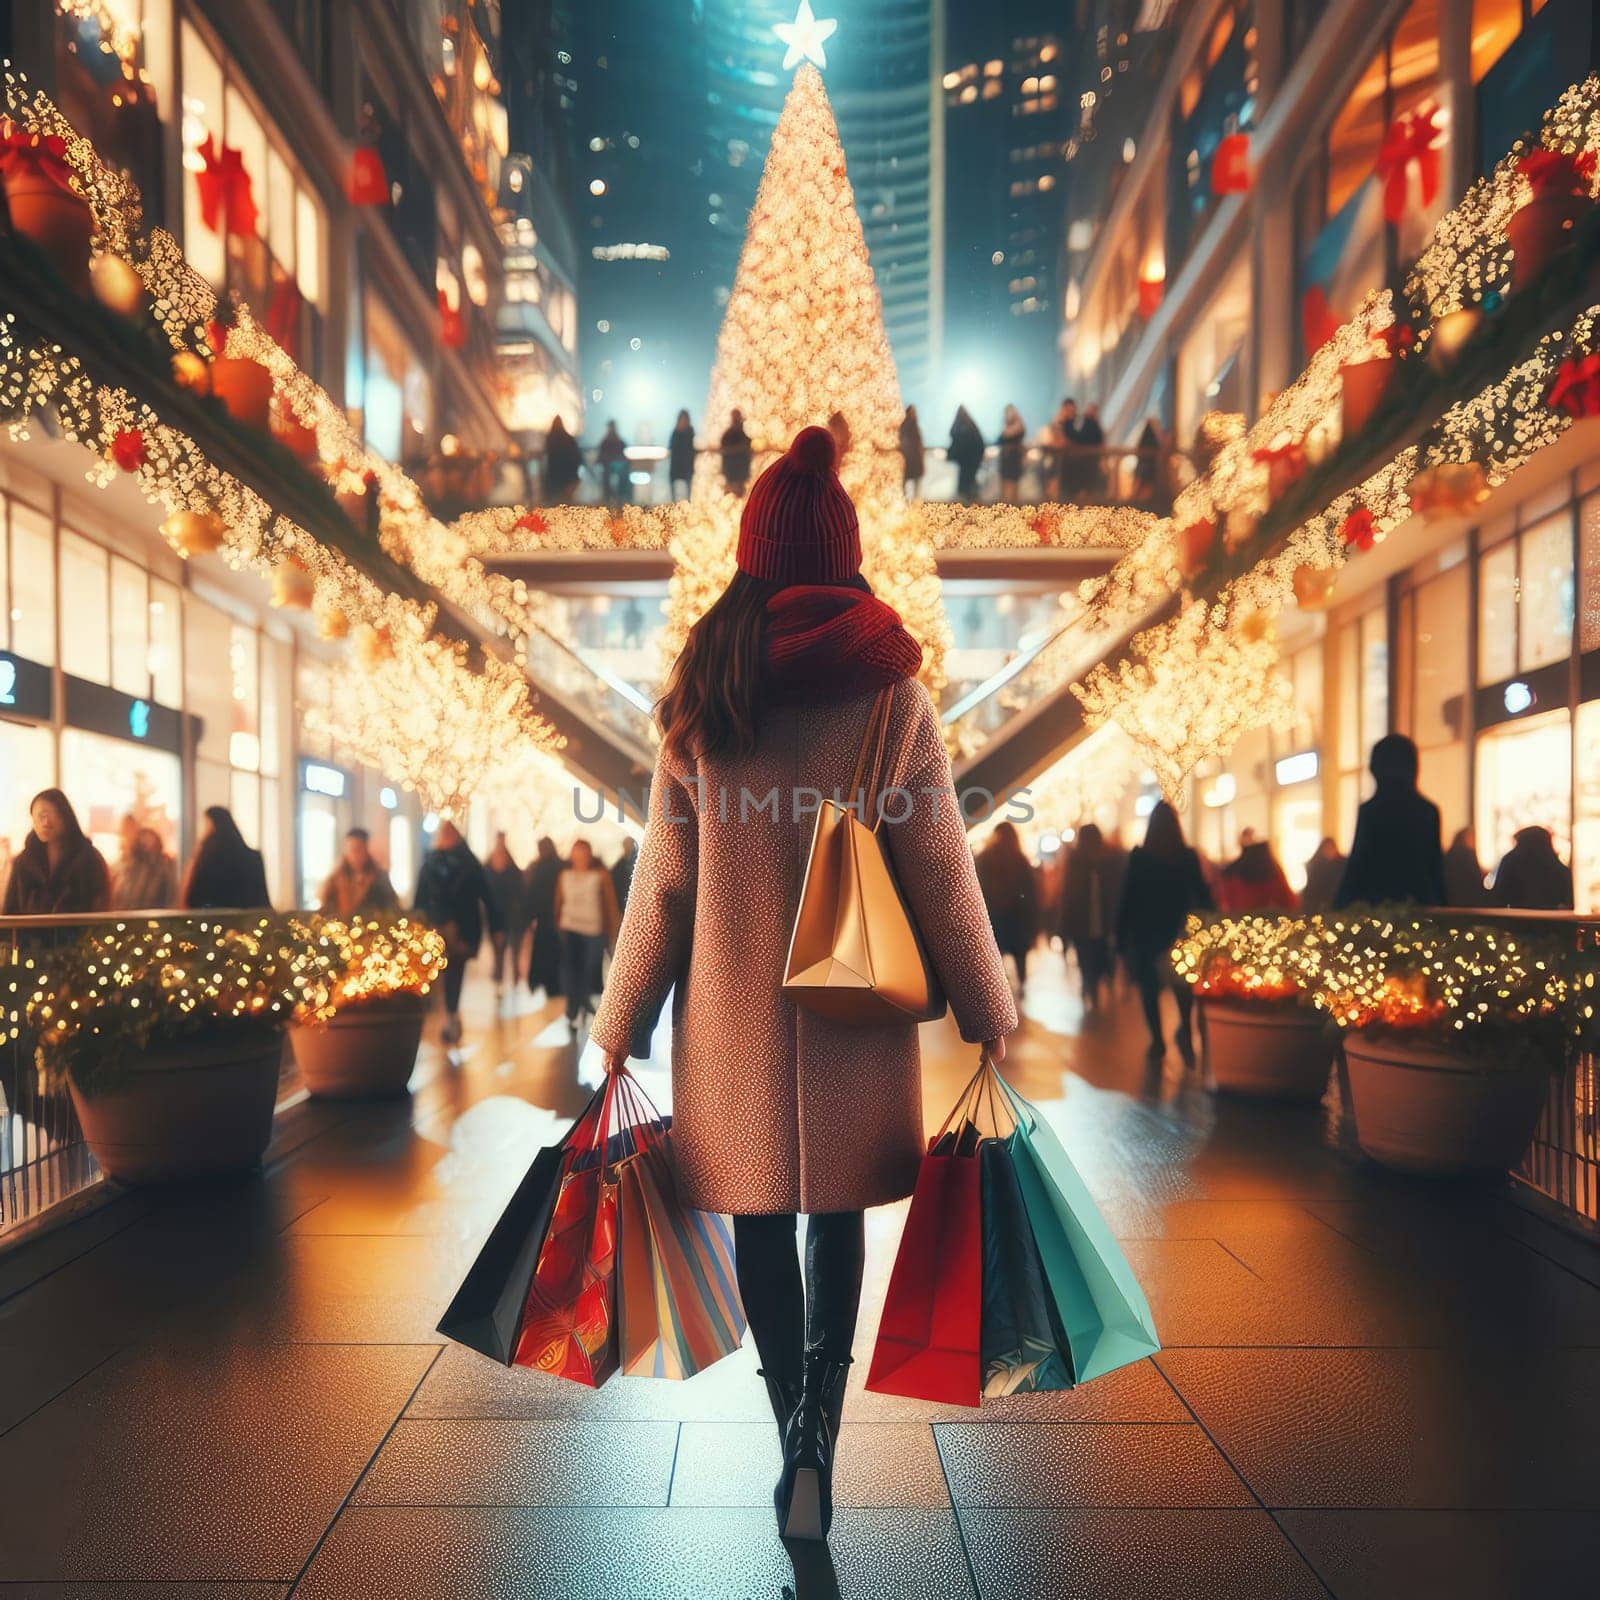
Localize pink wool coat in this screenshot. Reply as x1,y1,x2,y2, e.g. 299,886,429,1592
590,679,1018,1215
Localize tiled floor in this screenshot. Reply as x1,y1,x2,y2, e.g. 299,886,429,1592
1,952,1597,1598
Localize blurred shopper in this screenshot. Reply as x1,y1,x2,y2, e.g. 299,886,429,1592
1491,826,1574,911
1444,827,1491,907
669,409,696,499
976,820,1041,996
542,415,582,504
611,836,638,915
112,815,177,911
414,821,501,1045
1334,735,1445,908
180,806,270,911
721,408,753,495
898,405,925,498
3,788,111,915
1116,801,1214,1063
1049,397,1082,499
590,425,1015,1542
1077,402,1107,500
554,837,619,1033
484,832,527,995
1300,837,1346,914
597,420,630,506
523,835,564,1002
1059,822,1120,1011
318,827,398,918
998,405,1027,502
1132,417,1167,507
948,406,985,501
1218,836,1297,914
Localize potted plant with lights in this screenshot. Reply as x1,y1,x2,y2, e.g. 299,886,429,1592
1171,914,1335,1101
1314,910,1577,1176
27,917,328,1184
288,916,446,1099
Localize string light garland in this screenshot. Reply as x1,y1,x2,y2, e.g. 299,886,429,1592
27,917,333,1094
293,916,447,1023
1171,914,1329,1007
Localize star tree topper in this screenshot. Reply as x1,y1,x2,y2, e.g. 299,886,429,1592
774,2,837,71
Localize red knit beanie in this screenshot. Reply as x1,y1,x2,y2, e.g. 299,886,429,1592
735,426,862,584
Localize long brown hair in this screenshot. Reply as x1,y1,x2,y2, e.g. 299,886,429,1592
657,571,782,762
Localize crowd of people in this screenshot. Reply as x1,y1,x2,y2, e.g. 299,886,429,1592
973,732,1577,1063
3,730,1577,1060
532,400,1174,508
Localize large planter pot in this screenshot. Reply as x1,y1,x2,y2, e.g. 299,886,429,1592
1506,192,1590,294
1339,359,1396,441
67,1033,282,1185
3,171,93,294
1200,1000,1334,1102
209,356,274,429
1342,1032,1548,1176
289,994,425,1100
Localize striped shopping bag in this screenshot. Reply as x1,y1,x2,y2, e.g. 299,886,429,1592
617,1138,746,1380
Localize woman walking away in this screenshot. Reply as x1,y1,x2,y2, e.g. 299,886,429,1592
1335,734,1445,908
113,823,177,911
721,408,753,496
1443,827,1490,907
998,405,1027,502
898,405,925,498
590,426,1016,1542
414,821,501,1045
1491,826,1574,910
1059,822,1119,1011
1300,836,1345,914
554,838,620,1033
180,807,270,911
3,789,111,915
484,832,527,996
523,836,564,1002
1116,801,1213,1064
669,410,696,500
1217,835,1297,914
948,406,985,501
976,820,1041,997
542,415,582,504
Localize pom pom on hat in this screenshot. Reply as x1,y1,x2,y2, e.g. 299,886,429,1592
736,425,861,583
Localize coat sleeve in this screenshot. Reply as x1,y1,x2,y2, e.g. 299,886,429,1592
591,744,700,1058
882,684,1018,1044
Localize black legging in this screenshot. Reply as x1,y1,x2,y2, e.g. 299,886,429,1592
442,955,467,1014
732,1210,865,1377
1132,957,1193,1046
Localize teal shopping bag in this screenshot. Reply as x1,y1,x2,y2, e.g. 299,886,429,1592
995,1077,1159,1382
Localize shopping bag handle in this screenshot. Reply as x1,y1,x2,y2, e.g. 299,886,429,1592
934,1047,1018,1144
577,1063,668,1172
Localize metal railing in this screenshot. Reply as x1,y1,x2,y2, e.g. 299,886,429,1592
0,910,276,1240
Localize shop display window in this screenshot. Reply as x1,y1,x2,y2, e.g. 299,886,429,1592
1475,706,1571,878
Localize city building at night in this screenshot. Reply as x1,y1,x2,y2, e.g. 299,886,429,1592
2,4,1600,1595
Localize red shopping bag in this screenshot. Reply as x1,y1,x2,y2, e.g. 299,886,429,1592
512,1069,662,1385
866,1062,1002,1406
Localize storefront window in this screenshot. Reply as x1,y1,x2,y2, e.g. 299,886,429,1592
1471,0,1525,83
1582,491,1600,654
1413,564,1469,748
59,531,111,686
60,726,182,864
388,813,417,901
1177,255,1251,441
186,598,234,769
149,579,182,707
1478,537,1518,685
110,556,150,699
0,720,56,905
229,623,261,772
1476,706,1571,877
1519,509,1575,670
9,501,55,664
1575,698,1600,913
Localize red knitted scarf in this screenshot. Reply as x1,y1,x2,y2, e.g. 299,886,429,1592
762,585,923,704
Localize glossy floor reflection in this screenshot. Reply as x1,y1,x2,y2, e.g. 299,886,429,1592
1,951,1597,1598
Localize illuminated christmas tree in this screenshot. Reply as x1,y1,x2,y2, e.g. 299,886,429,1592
671,62,947,686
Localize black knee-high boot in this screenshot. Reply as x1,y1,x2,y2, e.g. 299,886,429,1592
777,1210,865,1541
731,1213,804,1440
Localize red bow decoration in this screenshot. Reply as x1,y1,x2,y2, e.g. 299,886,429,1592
438,290,467,349
1381,321,1417,358
1546,352,1600,419
1029,509,1062,546
1301,285,1340,357
1375,101,1445,225
1339,507,1378,552
0,121,76,193
265,274,303,357
195,134,259,239
206,319,234,360
1517,147,1597,201
110,428,146,473
1137,274,1164,318
349,145,389,206
1253,440,1308,498
1211,132,1252,195
514,510,550,536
